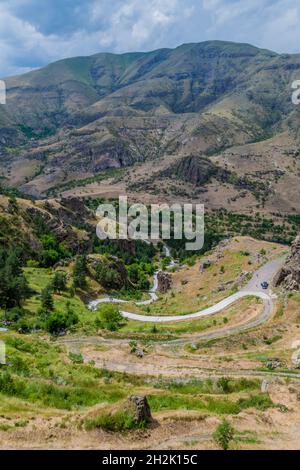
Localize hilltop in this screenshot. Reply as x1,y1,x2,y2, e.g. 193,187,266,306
0,40,299,212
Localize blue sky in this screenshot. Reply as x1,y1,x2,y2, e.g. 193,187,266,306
1,0,300,77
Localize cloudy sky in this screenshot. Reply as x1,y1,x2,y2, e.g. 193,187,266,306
1,0,300,77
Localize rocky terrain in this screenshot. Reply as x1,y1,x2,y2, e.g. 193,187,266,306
0,195,95,258
274,236,300,290
1,40,300,451
157,271,172,294
0,40,299,212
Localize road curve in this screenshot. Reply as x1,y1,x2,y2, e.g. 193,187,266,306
120,290,270,323
89,255,285,324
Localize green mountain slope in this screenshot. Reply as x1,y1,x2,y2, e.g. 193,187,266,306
0,40,300,201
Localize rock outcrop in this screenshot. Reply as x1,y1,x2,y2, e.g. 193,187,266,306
157,271,172,293
88,254,130,289
162,155,231,186
200,260,213,272
274,236,300,291
127,396,152,425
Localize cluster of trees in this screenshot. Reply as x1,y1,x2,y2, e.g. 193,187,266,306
37,256,90,334
0,249,31,318
93,238,157,265
38,263,87,334
95,263,122,289
0,249,85,335
39,234,71,268
41,301,79,336
38,272,79,334
95,258,153,293
126,263,152,290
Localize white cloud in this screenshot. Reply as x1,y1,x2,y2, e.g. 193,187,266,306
91,0,181,50
202,0,300,52
202,0,267,27
1,0,300,77
261,3,300,52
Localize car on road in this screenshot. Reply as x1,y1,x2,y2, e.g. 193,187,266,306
261,281,269,290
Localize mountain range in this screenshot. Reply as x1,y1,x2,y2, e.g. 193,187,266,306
0,40,300,214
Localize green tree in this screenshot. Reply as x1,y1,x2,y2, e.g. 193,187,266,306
46,310,78,335
5,307,26,323
213,419,235,450
52,272,67,294
0,249,30,315
96,265,120,289
41,249,60,268
41,286,54,312
96,304,125,331
5,250,22,277
127,263,150,290
73,255,88,290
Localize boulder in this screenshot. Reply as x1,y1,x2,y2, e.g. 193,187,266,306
127,396,152,425
135,348,145,359
266,358,283,370
261,379,269,393
200,260,213,272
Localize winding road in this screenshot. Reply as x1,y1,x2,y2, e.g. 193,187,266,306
88,254,285,325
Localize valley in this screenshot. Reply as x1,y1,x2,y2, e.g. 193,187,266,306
0,40,300,451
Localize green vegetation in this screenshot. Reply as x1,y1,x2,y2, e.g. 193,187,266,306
46,169,124,197
46,308,79,335
0,334,129,410
40,286,54,312
0,335,276,419
0,249,31,316
167,210,295,261
94,304,126,331
72,255,88,290
51,272,67,294
147,392,274,415
0,182,33,200
213,419,235,450
84,409,145,432
153,377,259,395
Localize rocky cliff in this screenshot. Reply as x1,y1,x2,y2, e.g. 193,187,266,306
274,236,300,291
157,271,172,294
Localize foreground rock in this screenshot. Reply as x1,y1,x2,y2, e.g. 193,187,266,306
127,396,152,425
274,235,300,291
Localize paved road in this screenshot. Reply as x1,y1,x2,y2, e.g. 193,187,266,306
89,255,285,324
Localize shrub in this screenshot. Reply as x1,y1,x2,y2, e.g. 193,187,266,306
52,272,67,294
10,355,30,376
95,263,121,289
41,286,54,312
238,394,273,411
40,249,60,268
213,419,235,450
26,260,39,268
95,304,125,331
5,307,27,322
73,255,88,290
46,310,78,335
69,352,84,364
85,410,144,432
